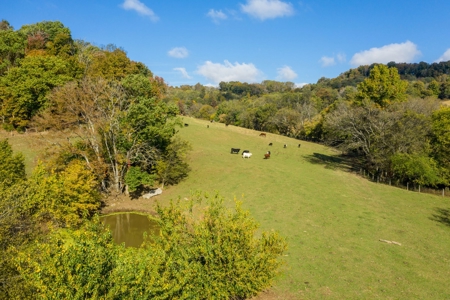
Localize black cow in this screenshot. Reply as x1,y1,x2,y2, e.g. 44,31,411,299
269,142,273,146
298,143,301,148
283,144,287,148
230,148,240,154
184,123,189,127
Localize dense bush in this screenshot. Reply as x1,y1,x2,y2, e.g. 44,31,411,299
13,193,287,299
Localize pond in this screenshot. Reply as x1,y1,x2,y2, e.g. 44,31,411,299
101,212,159,248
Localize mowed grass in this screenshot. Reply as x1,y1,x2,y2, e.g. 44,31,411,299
2,120,450,299
158,117,450,299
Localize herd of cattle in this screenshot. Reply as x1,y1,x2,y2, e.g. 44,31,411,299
230,133,301,159
183,122,301,160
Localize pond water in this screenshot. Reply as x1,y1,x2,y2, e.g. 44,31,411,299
101,212,159,248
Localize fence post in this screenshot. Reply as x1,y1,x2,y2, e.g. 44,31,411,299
443,189,445,197
407,182,409,191
419,185,420,193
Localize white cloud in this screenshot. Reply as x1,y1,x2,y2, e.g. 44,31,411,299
240,0,294,20
319,56,335,67
196,60,262,84
174,67,192,79
276,66,297,81
350,41,421,66
168,47,189,58
121,0,158,21
295,82,308,88
204,83,217,87
207,9,228,23
435,49,450,63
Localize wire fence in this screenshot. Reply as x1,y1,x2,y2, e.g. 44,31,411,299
358,168,450,198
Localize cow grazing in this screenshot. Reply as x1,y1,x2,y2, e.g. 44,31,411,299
264,151,271,159
269,143,273,146
242,152,252,158
184,123,189,127
283,144,287,148
230,148,240,154
298,143,301,148
259,133,266,137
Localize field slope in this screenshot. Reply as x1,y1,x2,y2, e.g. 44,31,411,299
158,117,450,299
2,119,450,299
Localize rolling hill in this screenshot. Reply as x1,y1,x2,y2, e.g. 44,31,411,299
157,117,450,299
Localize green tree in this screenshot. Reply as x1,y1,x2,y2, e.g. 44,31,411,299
156,136,192,188
0,26,26,75
0,139,26,188
23,160,100,228
14,219,119,299
431,107,450,185
35,77,181,193
356,64,408,107
0,55,75,128
391,153,440,186
124,166,155,193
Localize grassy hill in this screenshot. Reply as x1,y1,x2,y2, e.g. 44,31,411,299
158,117,450,299
2,119,450,299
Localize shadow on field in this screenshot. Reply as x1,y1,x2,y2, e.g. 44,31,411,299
430,208,450,227
303,152,354,171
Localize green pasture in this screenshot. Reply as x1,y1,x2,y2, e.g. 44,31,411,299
2,119,450,299
158,117,450,299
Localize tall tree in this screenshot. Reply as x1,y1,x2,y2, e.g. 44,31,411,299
0,55,76,128
356,64,408,107
35,77,181,193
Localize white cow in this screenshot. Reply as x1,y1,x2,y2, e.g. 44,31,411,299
242,152,252,158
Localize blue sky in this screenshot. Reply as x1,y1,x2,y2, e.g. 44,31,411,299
3,0,450,87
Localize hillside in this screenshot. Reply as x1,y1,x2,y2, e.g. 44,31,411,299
2,117,450,299
154,117,450,299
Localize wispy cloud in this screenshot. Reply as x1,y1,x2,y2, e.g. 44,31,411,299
174,67,192,79
435,49,450,63
207,9,228,23
240,0,294,20
319,56,335,67
196,60,262,84
168,47,189,58
277,66,297,81
350,41,421,66
121,0,158,21
337,53,346,63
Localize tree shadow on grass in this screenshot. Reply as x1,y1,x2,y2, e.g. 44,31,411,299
303,152,357,172
430,208,450,227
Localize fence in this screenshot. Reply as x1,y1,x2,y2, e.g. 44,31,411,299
358,168,450,198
